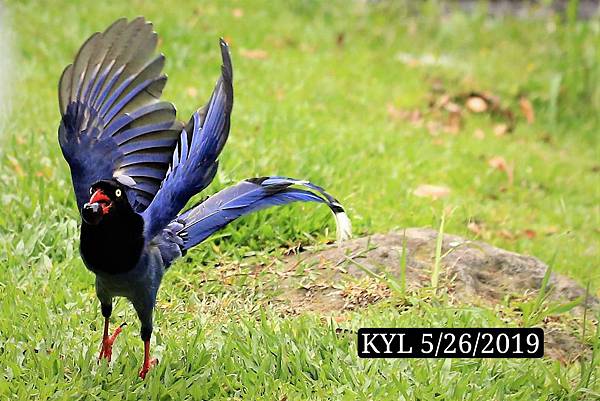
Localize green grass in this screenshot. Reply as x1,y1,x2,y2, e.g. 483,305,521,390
0,0,599,399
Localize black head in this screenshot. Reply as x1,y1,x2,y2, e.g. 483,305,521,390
82,180,132,225
79,179,145,274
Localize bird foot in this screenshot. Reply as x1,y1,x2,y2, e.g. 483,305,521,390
98,322,126,362
138,357,158,379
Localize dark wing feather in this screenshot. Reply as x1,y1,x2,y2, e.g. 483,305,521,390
142,39,233,240
175,177,351,251
58,17,182,212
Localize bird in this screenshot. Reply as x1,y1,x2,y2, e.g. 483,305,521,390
57,17,351,379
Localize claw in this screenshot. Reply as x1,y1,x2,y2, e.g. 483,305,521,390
138,357,158,379
138,339,158,379
98,322,126,362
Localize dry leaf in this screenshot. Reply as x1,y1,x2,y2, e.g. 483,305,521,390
443,112,461,134
232,8,244,18
239,48,269,60
435,94,450,108
493,123,508,137
467,221,483,235
488,156,507,170
444,101,461,114
413,184,451,199
488,156,514,185
408,110,423,126
466,96,488,113
386,103,406,121
7,156,24,176
498,229,516,240
387,104,424,126
426,121,441,136
473,129,485,140
186,87,198,98
519,97,535,124
334,315,347,323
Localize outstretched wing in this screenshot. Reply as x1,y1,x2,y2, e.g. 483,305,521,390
142,39,233,240
58,17,182,212
177,176,351,251
150,176,351,268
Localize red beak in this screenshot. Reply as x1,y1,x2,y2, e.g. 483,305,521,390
89,189,112,215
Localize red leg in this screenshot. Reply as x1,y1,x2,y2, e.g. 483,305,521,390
138,340,158,379
98,319,126,362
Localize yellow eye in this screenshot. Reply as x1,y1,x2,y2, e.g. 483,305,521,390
115,189,122,198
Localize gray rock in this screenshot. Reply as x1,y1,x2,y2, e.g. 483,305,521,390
276,228,597,362
281,228,596,310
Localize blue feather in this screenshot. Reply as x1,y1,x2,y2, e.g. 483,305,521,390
58,18,182,212
142,39,233,240
87,62,113,107
121,151,172,166
120,137,176,154
118,165,167,180
114,120,176,144
99,72,136,116
103,76,165,122
93,64,125,111
130,180,160,196
175,177,350,250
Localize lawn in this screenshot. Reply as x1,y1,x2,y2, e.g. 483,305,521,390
0,0,598,399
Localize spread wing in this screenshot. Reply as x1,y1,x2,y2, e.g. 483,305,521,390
142,40,233,241
58,17,182,212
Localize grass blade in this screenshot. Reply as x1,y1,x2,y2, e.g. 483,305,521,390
431,213,445,293
400,229,408,296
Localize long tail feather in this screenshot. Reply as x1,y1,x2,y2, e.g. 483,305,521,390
177,176,351,250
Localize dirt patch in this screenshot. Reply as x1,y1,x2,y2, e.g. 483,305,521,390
274,228,598,363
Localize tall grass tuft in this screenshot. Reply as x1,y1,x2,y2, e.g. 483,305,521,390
551,0,600,135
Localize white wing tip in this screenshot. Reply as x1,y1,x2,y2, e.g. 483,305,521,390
114,173,137,187
334,211,352,243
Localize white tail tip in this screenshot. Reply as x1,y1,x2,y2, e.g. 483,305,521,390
334,211,352,242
